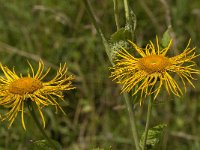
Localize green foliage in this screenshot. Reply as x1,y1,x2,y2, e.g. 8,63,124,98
140,124,167,149
110,27,132,43
0,0,199,150
109,26,132,60
33,140,62,150
110,9,136,60
161,27,172,48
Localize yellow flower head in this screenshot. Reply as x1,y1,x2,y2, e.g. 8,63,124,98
0,60,75,129
110,37,200,102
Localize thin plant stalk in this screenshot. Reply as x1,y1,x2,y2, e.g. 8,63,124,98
27,101,59,149
82,0,112,63
83,0,140,149
113,0,120,30
123,0,135,42
142,94,153,150
124,93,140,150
123,0,130,23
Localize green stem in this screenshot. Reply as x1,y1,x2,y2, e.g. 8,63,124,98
83,1,140,149
123,0,130,23
113,0,120,30
82,0,113,64
142,95,153,150
123,0,134,41
123,94,140,150
27,101,59,149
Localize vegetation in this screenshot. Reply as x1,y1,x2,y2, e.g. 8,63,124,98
0,0,200,149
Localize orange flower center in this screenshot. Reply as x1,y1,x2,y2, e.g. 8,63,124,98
138,55,171,73
9,77,43,95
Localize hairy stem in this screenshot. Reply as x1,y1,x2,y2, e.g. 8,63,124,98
113,0,120,30
123,0,130,23
124,94,141,150
83,0,140,149
27,101,59,149
142,95,153,150
82,0,112,63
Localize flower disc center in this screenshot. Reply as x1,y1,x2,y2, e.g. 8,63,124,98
138,55,171,73
9,77,43,95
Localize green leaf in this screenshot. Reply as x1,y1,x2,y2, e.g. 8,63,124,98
110,27,132,43
109,40,129,59
109,10,137,60
110,10,136,43
140,124,167,149
110,28,130,60
33,139,62,150
161,26,172,48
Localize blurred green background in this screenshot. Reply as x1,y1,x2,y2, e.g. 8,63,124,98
0,0,200,150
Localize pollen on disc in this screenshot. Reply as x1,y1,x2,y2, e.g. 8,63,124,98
8,77,43,95
137,55,171,73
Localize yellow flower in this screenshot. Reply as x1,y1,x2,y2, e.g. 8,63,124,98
0,60,75,129
110,37,200,102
